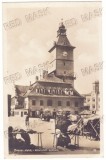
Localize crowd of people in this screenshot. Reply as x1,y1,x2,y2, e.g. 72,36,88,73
8,126,38,153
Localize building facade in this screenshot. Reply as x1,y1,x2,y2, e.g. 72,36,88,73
24,76,84,117
83,81,100,113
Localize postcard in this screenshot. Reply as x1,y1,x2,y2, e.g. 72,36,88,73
3,1,103,158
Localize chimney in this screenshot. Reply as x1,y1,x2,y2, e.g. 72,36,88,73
36,76,39,81
43,70,48,78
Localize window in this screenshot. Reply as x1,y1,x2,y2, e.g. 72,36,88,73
85,106,90,110
47,99,52,106
24,111,27,115
40,100,43,106
40,89,43,94
87,98,90,102
57,89,61,95
92,98,95,102
58,101,62,106
43,89,45,94
14,111,19,115
66,101,70,106
35,88,38,93
32,100,36,105
75,102,78,107
93,105,95,108
55,89,58,94
32,111,35,117
69,91,73,95
60,90,63,95
37,88,40,93
48,88,52,94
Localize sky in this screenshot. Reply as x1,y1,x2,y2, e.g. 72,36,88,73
3,2,102,96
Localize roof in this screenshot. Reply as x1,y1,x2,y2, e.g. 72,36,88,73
15,75,83,99
48,35,75,53
24,80,83,98
56,35,74,48
40,75,68,84
15,85,29,96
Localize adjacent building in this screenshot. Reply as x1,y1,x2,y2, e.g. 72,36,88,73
82,81,100,113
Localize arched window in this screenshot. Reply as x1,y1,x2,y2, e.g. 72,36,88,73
37,88,40,93
35,88,38,93
69,90,73,95
60,89,63,95
40,88,44,94
43,89,45,94
48,88,51,94
58,89,60,94
55,89,58,94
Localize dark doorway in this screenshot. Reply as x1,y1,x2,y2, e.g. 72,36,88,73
8,95,11,117
32,111,35,117
21,111,23,117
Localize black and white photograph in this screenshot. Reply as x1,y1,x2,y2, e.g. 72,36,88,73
3,1,103,158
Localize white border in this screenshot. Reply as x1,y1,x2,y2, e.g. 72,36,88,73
0,0,106,160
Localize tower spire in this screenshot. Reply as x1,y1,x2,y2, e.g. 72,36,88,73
57,19,66,37
59,18,63,26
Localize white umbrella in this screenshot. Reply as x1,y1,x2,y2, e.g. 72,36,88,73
44,108,49,111
68,124,77,131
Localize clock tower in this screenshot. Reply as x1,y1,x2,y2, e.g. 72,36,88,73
48,21,76,86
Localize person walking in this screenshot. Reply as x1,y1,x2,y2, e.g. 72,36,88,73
25,114,29,126
40,108,43,120
53,109,56,119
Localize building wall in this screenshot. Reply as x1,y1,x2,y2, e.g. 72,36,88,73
90,92,100,111
56,60,73,76
84,92,100,112
13,109,28,117
28,95,83,114
56,47,73,61
24,97,29,109
56,47,73,76
83,81,100,112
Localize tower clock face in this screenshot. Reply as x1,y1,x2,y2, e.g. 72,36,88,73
63,51,68,56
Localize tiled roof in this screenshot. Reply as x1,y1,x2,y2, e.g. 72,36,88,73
15,75,83,99
15,85,29,96
40,75,65,83
48,35,75,52
56,35,73,47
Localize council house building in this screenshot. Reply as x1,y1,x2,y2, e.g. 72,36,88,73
11,22,84,117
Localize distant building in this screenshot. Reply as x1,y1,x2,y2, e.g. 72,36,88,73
82,81,100,113
11,21,84,117
11,86,29,117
